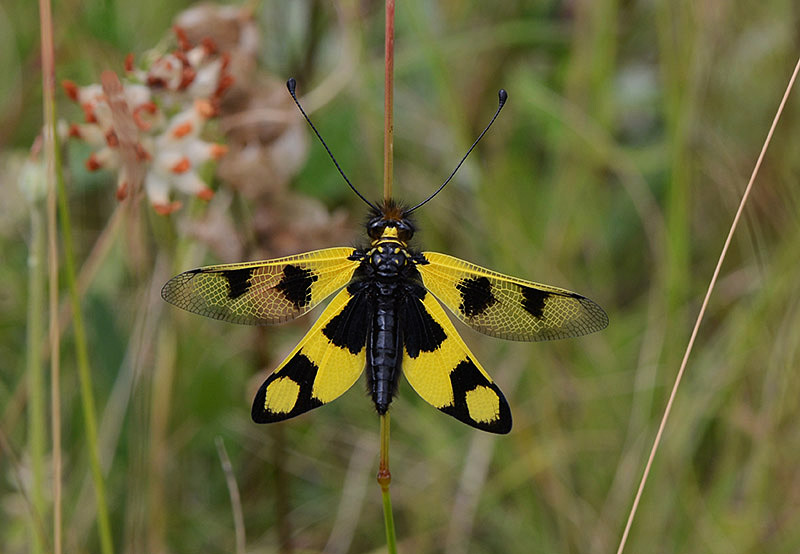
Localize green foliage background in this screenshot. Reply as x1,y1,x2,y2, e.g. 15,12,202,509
2,0,800,552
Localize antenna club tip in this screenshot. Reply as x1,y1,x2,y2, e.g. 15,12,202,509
498,89,508,105
287,78,297,94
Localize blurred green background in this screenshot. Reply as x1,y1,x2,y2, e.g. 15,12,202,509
2,0,800,552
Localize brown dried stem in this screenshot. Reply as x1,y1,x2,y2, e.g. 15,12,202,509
616,55,800,553
383,0,395,203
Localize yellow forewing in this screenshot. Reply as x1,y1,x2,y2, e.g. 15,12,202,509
402,290,511,434
252,287,368,422
418,252,608,342
161,247,360,325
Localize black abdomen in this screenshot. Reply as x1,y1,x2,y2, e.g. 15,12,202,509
368,288,402,413
361,239,420,414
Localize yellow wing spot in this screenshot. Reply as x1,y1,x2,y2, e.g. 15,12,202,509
465,385,500,423
264,377,300,414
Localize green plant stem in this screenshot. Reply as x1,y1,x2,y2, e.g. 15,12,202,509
27,201,47,554
38,0,62,551
56,160,115,554
383,0,395,202
656,0,694,312
378,414,397,554
214,437,246,554
49,66,116,554
147,319,176,553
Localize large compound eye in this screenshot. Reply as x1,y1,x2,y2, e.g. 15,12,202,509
396,220,414,242
367,217,385,240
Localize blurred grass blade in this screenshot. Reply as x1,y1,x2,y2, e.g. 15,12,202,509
26,192,47,554
215,437,246,554
38,0,115,550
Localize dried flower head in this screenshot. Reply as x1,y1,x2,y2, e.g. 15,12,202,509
62,27,232,214
174,4,259,108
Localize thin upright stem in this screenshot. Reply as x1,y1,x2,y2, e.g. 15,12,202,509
379,1,398,550
215,437,246,554
383,0,395,203
616,55,800,554
378,414,397,554
27,201,47,554
57,130,116,554
38,0,61,551
38,1,114,550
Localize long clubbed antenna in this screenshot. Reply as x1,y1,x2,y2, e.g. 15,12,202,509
404,89,508,215
286,78,377,210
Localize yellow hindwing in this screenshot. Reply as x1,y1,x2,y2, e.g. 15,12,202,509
252,287,369,422
402,290,511,434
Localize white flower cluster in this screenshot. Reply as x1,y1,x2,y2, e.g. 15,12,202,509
63,28,231,215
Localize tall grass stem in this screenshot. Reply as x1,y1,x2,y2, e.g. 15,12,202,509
383,0,395,202
26,202,47,554
38,0,62,551
616,55,800,554
55,97,116,554
380,1,398,550
37,0,115,549
56,129,121,553
215,437,246,554
378,413,397,554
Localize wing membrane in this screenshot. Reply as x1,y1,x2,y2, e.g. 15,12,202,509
417,252,608,342
401,289,511,434
161,247,360,325
252,287,369,422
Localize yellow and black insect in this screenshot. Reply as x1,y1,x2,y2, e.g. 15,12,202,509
162,79,608,434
